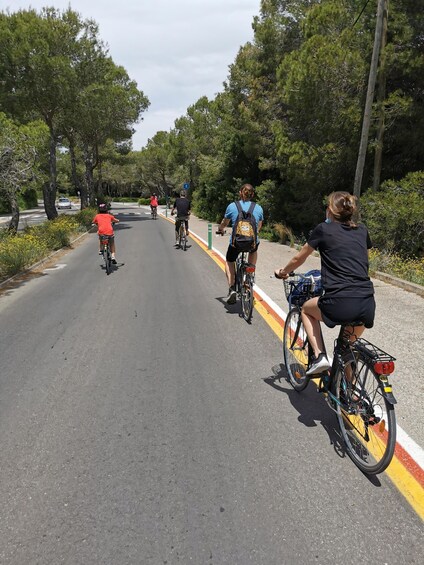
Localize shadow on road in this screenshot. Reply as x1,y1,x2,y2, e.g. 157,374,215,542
263,364,382,485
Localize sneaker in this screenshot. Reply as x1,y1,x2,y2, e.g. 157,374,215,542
226,287,237,305
99,250,103,255
306,353,331,376
111,257,117,264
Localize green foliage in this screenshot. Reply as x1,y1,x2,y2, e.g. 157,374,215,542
26,215,79,250
361,172,424,257
0,207,98,279
0,233,48,277
18,189,38,209
74,207,98,230
369,249,424,287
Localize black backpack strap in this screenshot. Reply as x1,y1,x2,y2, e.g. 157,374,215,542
247,202,256,215
235,200,243,217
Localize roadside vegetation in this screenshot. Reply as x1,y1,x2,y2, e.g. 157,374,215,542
0,209,96,280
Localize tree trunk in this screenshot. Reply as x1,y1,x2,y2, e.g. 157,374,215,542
44,129,58,219
7,191,20,233
83,143,95,206
69,140,82,197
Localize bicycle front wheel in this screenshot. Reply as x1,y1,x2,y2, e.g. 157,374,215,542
240,272,254,322
283,309,309,391
335,355,396,474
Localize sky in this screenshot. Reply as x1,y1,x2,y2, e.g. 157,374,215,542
0,0,259,150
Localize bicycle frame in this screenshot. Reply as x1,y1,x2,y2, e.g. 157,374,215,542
177,217,188,250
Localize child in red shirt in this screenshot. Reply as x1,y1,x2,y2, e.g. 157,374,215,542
93,204,119,263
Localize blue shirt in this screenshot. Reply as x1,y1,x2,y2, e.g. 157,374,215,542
225,200,264,243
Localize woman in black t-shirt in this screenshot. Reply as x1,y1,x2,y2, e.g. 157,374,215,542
274,191,375,376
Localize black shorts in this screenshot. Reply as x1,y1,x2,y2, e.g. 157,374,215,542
318,295,376,329
175,216,189,231
226,242,260,262
99,234,114,242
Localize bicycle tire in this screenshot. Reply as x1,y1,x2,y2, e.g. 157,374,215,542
335,355,396,474
240,271,254,322
183,230,187,251
283,309,310,391
104,246,112,275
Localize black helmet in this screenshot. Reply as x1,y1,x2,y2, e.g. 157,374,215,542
98,203,108,213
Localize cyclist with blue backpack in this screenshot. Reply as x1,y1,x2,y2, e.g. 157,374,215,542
274,191,375,375
217,184,264,304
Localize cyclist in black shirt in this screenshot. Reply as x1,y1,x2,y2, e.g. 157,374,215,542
171,190,191,245
275,191,375,375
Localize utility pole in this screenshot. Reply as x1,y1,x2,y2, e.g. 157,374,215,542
353,0,386,198
373,0,389,191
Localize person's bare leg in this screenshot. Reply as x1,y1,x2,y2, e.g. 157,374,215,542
225,261,236,287
301,297,325,358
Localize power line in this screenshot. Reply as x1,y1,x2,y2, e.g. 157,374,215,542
352,0,372,27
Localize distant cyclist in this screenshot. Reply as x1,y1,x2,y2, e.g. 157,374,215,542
217,183,264,304
150,193,158,215
171,190,191,245
93,203,119,264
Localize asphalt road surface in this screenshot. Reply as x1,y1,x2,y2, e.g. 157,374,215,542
0,205,422,564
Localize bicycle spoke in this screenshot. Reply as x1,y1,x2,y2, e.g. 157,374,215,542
283,309,309,391
240,272,254,322
336,357,396,474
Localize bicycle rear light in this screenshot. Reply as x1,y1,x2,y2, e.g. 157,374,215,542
246,266,256,273
374,361,395,375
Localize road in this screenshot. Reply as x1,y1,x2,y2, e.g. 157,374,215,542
0,205,422,564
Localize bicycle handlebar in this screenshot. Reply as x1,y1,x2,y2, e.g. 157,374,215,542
274,270,295,279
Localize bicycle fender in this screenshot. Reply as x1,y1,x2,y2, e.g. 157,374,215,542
381,384,397,405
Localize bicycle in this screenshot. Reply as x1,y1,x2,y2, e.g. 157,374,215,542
99,235,113,275
151,206,157,220
177,216,189,250
281,272,397,474
235,251,256,322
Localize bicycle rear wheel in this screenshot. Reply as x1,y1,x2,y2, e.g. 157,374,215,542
335,355,396,474
240,271,254,322
104,246,112,275
283,309,309,391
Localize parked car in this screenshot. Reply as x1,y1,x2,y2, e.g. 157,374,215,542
57,197,72,210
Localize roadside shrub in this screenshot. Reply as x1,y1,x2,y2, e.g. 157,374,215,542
0,233,48,277
361,172,424,258
27,215,79,250
272,222,295,246
369,248,424,286
74,207,97,230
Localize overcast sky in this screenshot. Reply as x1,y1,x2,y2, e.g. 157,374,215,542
0,0,259,149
